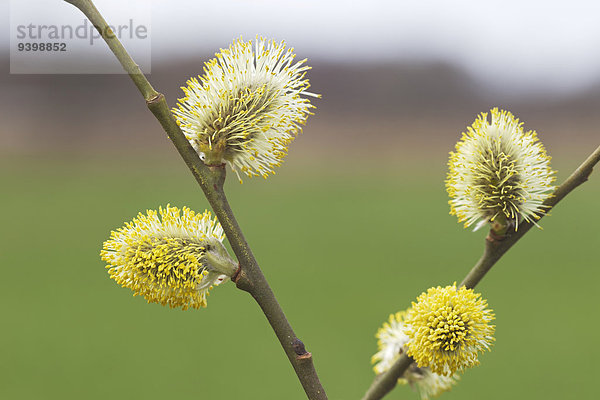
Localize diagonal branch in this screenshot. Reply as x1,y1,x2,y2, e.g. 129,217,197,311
64,1,327,399
361,144,600,400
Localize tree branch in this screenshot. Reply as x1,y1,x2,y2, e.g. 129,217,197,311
64,1,327,399
361,144,600,400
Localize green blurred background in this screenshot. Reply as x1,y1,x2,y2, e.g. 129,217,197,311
2,1,600,399
1,152,598,400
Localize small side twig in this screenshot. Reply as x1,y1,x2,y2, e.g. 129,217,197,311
64,1,327,399
361,144,600,400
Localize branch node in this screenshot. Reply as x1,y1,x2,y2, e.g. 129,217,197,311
207,163,227,169
296,352,313,361
207,163,227,189
293,338,309,356
233,268,253,293
231,263,242,283
146,92,164,106
486,228,508,244
582,169,593,182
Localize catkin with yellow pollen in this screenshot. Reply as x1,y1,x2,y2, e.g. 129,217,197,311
173,37,319,182
372,310,459,400
101,205,237,310
405,284,495,376
446,108,555,231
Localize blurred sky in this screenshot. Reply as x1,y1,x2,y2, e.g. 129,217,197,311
3,0,600,94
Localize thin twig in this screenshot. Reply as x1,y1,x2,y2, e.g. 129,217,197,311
361,144,600,400
63,1,327,399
